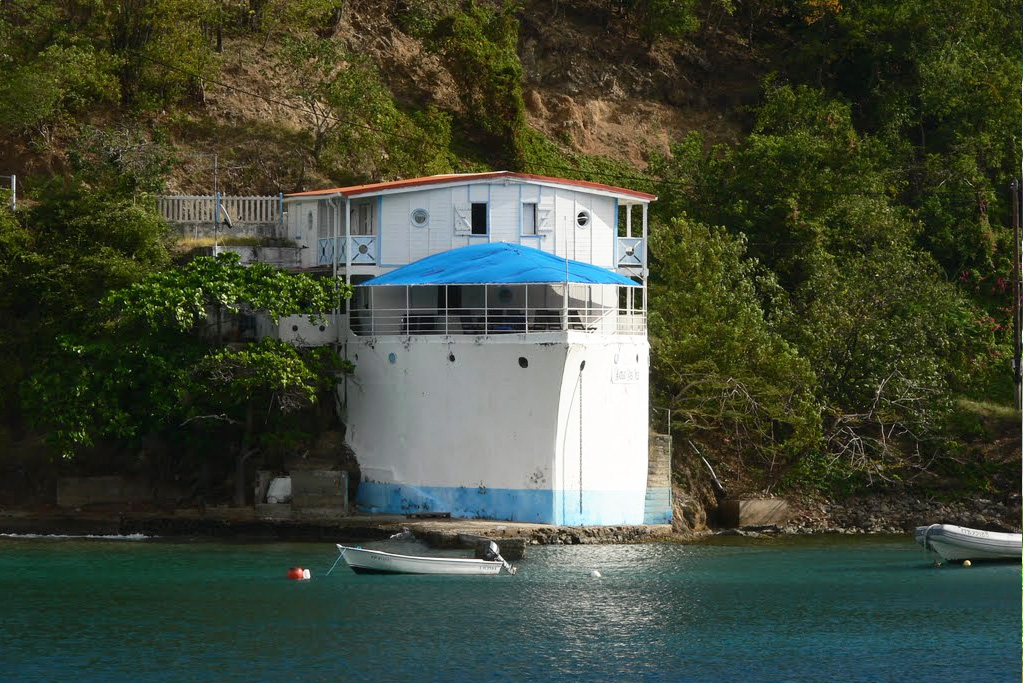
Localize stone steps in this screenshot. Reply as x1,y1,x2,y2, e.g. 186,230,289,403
644,433,673,524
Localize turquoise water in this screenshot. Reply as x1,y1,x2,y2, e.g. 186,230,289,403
1,535,1019,682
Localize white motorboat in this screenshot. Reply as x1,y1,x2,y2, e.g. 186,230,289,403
333,544,513,575
914,524,1022,562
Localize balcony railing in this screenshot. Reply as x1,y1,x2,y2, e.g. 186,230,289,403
349,306,646,337
617,237,645,269
317,236,378,266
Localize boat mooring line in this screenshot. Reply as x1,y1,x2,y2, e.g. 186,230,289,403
326,547,347,576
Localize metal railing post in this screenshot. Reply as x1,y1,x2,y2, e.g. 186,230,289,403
524,286,529,333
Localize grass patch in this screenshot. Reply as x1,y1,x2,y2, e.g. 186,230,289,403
956,398,1019,421
176,236,296,249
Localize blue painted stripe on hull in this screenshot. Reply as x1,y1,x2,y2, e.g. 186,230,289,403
357,482,554,523
554,488,647,526
356,482,650,526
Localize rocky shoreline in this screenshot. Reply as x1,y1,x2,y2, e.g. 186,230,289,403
1,492,1018,547
778,493,1021,535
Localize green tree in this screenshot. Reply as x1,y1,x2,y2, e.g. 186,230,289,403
649,216,820,482
651,83,1002,488
774,0,1021,281
624,0,701,46
0,42,120,137
790,246,995,483
281,36,454,182
651,84,910,292
25,253,351,504
0,0,220,121
430,1,526,166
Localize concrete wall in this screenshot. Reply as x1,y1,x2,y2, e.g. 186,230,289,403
256,313,340,347
175,222,283,241
291,470,349,521
718,499,791,528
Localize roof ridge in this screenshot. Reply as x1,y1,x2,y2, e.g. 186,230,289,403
284,171,656,201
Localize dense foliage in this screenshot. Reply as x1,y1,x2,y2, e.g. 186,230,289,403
24,250,350,501
0,0,1018,500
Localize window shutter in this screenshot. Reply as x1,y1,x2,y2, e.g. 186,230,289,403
317,202,334,239
537,199,554,233
454,203,472,234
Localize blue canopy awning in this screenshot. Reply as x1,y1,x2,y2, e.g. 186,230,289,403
361,242,639,287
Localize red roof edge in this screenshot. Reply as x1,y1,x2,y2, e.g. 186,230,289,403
284,171,657,201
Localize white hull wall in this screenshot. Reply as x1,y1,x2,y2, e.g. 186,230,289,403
344,334,649,525
554,341,649,525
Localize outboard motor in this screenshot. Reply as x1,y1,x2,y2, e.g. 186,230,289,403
482,540,502,562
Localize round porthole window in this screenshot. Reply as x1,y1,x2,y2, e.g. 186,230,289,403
576,210,591,228
410,208,430,228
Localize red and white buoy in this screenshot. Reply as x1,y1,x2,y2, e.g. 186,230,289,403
286,566,311,580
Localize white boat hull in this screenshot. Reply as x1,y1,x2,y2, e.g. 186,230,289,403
914,524,1022,562
336,544,504,575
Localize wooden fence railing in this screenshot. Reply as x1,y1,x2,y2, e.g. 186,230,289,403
157,194,283,226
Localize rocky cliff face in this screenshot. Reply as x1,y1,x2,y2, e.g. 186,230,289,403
160,0,764,193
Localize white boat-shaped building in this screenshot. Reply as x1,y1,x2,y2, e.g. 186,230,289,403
283,172,669,526
915,524,1022,562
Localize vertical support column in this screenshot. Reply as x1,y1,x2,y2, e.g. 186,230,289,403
9,175,15,211
344,197,351,285
333,196,342,345
642,203,648,315
332,197,339,288
214,191,221,255
561,283,568,330
626,204,633,313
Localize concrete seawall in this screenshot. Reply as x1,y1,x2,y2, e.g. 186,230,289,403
0,509,673,552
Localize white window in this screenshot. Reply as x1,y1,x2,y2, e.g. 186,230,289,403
522,202,537,235
410,208,429,228
576,209,591,229
317,201,336,239
351,201,374,235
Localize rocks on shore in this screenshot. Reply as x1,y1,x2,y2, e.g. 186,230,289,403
781,494,1021,535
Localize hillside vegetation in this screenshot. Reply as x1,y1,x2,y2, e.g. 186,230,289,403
0,0,1019,508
